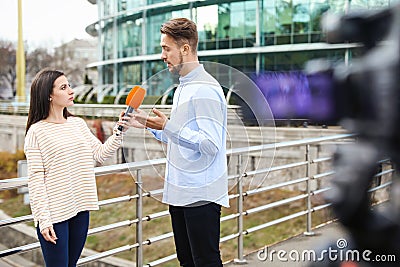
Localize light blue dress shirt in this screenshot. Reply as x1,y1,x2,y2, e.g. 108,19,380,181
148,65,229,207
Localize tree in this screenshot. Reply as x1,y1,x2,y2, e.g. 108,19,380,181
53,39,94,87
0,38,97,100
0,40,17,98
26,47,54,77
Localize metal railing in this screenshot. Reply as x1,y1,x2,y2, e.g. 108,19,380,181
0,101,243,125
0,134,394,266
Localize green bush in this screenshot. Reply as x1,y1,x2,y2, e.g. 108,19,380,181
143,95,162,105
101,95,116,104
118,95,127,104
0,150,26,179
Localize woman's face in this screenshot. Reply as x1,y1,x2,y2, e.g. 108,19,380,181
50,75,74,108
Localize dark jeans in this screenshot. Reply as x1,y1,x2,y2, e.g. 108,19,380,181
169,203,223,267
37,211,89,267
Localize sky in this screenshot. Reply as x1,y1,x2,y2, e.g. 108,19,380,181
0,0,98,51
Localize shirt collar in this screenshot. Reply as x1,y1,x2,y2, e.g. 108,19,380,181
179,64,204,84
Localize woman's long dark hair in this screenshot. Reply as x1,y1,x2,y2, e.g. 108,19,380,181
25,69,73,134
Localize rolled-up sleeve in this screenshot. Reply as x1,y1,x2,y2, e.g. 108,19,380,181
147,128,169,144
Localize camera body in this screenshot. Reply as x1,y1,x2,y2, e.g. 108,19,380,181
306,4,399,137
308,4,400,267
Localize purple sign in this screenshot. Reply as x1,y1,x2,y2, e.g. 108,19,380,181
252,71,335,122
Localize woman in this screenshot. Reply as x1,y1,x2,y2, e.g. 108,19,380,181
24,69,129,266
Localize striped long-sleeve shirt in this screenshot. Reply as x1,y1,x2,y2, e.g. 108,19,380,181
24,116,122,232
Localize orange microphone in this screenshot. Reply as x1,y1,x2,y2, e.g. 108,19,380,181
118,85,146,132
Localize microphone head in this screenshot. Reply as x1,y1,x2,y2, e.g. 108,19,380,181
126,86,146,109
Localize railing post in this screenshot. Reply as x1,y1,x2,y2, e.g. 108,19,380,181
17,160,29,205
234,154,246,264
136,169,143,266
304,144,315,236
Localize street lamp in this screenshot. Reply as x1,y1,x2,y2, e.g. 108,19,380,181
16,0,26,102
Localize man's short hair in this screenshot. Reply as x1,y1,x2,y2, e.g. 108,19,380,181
160,18,198,53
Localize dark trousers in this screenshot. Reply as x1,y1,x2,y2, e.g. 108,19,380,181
169,203,223,267
37,211,89,267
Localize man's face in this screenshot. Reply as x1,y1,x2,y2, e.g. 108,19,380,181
160,33,184,74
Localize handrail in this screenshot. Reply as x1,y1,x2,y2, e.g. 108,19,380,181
0,135,353,191
0,102,243,125
0,133,393,267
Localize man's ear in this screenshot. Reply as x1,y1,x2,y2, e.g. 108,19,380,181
181,44,190,55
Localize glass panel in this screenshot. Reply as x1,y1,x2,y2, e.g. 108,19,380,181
196,5,218,50
328,0,347,13
103,65,114,85
145,61,174,96
119,0,127,11
309,1,330,33
260,49,350,71
215,4,230,50
171,9,191,19
148,61,166,79
121,63,141,86
119,18,142,57
261,0,277,45
217,4,230,39
146,13,169,55
276,0,293,34
244,1,257,47
148,0,168,4
126,0,145,10
103,22,114,60
230,2,245,39
97,0,395,98
104,0,115,16
196,6,218,41
351,0,389,9
293,0,310,33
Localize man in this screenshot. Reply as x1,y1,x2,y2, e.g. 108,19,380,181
130,18,229,266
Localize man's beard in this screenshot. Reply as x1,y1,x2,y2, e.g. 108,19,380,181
171,53,184,75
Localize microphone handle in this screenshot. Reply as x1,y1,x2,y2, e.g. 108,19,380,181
117,106,135,132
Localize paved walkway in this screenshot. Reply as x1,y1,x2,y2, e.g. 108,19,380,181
0,244,39,267
224,221,348,267
0,222,347,267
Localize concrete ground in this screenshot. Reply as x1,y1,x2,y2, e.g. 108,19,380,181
224,221,349,267
0,244,39,267
0,222,346,267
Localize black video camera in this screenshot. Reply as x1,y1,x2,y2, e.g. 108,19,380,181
308,3,400,267
305,4,399,132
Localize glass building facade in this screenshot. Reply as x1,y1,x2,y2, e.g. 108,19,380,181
85,0,395,100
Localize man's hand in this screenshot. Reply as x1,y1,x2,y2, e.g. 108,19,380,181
132,108,168,130
41,226,57,244
124,109,147,129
